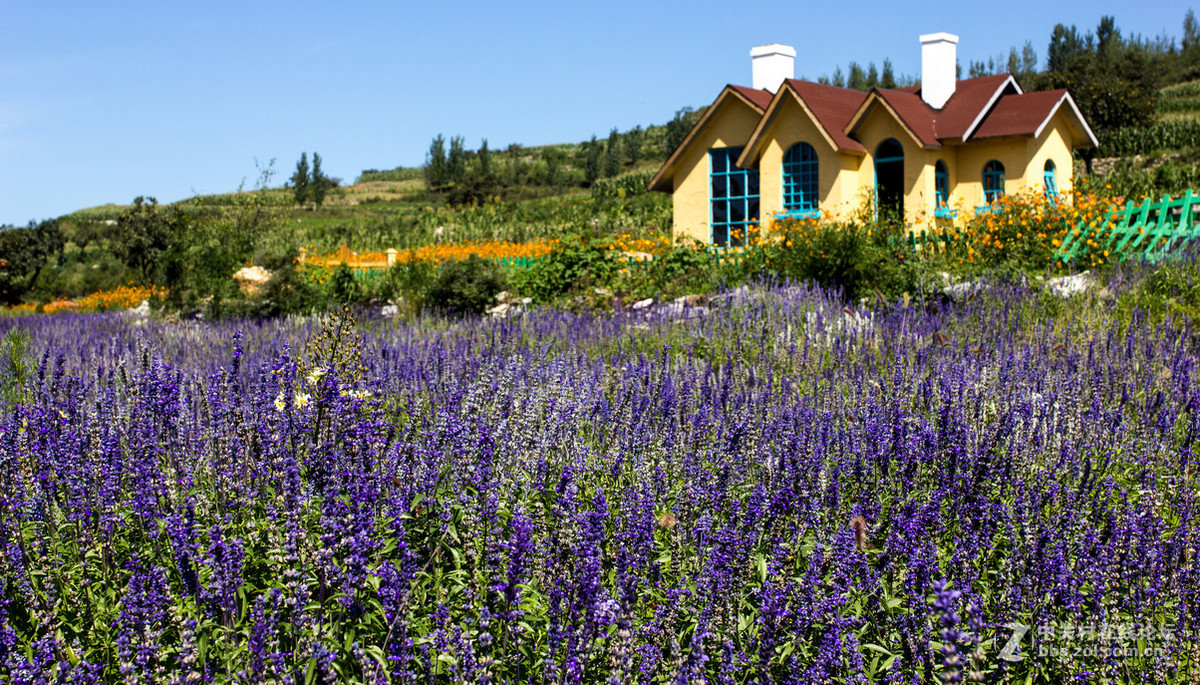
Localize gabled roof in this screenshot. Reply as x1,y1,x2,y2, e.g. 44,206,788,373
931,74,1019,140
650,73,1097,193
845,89,941,149
648,84,772,192
971,89,1099,148
736,80,867,167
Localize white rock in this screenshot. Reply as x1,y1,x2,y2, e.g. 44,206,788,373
632,298,655,310
380,304,399,319
233,265,273,295
126,300,150,319
1045,271,1092,299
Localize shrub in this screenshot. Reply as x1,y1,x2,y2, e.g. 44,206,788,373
514,235,618,303
379,258,439,314
326,263,364,306
258,261,322,317
751,218,920,301
427,255,508,315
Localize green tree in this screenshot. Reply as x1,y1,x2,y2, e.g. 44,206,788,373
506,143,525,185
583,135,602,186
113,197,183,285
1047,23,1089,73
0,220,63,305
625,125,643,167
866,62,879,89
447,135,467,185
425,134,448,190
310,152,329,207
604,128,621,178
848,62,867,90
543,148,565,188
478,139,492,176
291,152,310,204
831,66,845,88
880,59,896,88
665,107,695,157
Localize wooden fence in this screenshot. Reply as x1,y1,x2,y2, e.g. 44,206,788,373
1054,191,1200,264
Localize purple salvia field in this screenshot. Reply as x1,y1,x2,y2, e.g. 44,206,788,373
0,279,1198,682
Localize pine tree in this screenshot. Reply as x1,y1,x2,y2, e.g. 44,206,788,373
447,136,467,185
584,136,602,186
291,153,310,205
624,126,643,167
478,139,492,177
604,128,621,178
310,152,328,207
880,59,896,88
426,135,447,191
848,62,867,90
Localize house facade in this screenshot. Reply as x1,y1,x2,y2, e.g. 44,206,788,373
649,33,1099,246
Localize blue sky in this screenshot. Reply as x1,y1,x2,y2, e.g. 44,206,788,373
1,0,1193,225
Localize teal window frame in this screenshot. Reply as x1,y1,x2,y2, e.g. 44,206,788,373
709,147,759,247
1044,160,1059,202
782,142,819,216
983,160,1005,204
934,160,954,218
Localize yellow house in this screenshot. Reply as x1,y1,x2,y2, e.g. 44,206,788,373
649,33,1099,246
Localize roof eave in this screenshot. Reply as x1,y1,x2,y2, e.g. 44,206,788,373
648,86,768,193
1032,92,1099,149
845,90,941,151
961,75,1021,142
735,82,842,168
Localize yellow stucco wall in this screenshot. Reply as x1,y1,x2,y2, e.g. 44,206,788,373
670,98,765,243
952,138,1039,211
1024,109,1076,197
754,96,849,223
844,105,941,226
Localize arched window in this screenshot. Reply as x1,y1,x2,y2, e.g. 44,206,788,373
983,160,1005,203
934,160,949,210
783,142,819,213
1043,159,1059,201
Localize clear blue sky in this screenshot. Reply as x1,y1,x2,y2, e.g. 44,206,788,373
1,0,1193,225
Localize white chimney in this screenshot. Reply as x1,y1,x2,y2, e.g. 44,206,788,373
751,44,796,92
920,32,958,109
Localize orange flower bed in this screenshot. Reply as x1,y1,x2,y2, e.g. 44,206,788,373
42,285,164,314
306,240,557,268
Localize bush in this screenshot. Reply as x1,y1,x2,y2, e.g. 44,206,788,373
750,218,920,301
427,255,508,315
378,258,439,314
258,260,322,317
514,235,618,303
0,220,63,305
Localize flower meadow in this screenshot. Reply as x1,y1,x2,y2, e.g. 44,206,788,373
1,279,1199,683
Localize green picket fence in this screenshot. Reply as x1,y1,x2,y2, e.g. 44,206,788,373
1053,191,1200,264
342,247,759,282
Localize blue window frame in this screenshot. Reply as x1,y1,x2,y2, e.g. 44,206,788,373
1044,160,1059,202
710,147,759,247
934,160,954,217
983,160,1005,203
782,142,819,218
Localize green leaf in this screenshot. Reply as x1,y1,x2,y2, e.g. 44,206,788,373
863,643,896,657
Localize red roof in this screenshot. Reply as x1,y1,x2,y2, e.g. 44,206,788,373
971,89,1070,139
929,74,1014,140
785,80,868,152
873,89,940,147
729,85,774,110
